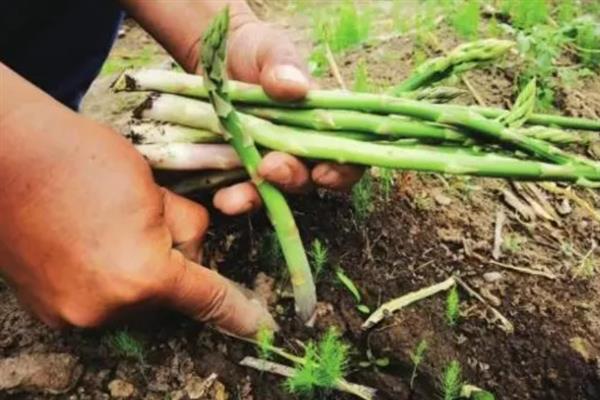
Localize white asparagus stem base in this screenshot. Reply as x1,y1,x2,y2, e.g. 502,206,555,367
135,143,241,170
362,277,456,329
128,122,222,144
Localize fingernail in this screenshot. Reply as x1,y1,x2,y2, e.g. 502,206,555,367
265,163,293,186
273,64,309,86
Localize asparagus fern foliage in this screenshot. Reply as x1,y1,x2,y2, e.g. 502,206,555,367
200,7,317,321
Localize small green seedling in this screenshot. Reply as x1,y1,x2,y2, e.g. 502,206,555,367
351,172,374,221
501,232,527,254
335,266,370,314
441,360,463,400
286,328,349,395
358,348,390,370
409,339,428,389
446,286,460,327
309,238,328,280
106,330,146,364
257,325,275,360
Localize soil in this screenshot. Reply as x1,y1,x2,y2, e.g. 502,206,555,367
2,2,600,400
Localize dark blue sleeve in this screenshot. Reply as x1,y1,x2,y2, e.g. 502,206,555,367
0,0,124,110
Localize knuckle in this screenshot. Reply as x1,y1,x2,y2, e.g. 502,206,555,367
59,303,106,328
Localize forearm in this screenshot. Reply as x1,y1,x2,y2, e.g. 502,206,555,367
119,0,258,72
0,63,151,210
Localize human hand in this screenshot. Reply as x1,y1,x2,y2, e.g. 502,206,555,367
0,70,276,336
206,20,364,215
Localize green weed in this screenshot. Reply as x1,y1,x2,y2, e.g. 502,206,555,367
106,330,145,364
409,339,428,389
257,325,275,360
452,0,480,39
351,172,374,221
446,286,460,327
503,0,549,29
358,348,390,370
286,328,349,395
441,360,463,400
309,238,328,280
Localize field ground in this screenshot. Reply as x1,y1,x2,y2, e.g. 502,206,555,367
1,1,599,399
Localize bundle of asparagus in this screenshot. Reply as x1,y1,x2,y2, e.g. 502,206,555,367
112,8,600,320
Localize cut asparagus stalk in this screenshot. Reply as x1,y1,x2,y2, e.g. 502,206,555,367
129,118,600,184
119,77,600,168
135,143,240,170
128,121,223,144
201,7,316,321
362,277,457,330
389,39,515,93
113,69,600,131
239,104,595,145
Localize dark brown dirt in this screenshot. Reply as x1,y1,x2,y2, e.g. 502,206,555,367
2,2,600,400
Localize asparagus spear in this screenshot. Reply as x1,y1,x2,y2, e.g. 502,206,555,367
200,7,316,321
113,69,600,131
133,88,600,174
238,104,594,145
389,39,515,94
130,117,600,184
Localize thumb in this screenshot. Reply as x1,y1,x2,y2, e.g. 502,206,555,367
162,250,278,337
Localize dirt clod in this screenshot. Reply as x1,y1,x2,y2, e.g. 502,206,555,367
0,353,82,394
108,379,135,398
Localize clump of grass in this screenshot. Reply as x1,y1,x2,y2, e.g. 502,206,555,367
441,360,463,400
446,286,460,327
309,238,328,280
451,0,480,39
106,330,146,364
351,172,374,222
503,0,549,29
409,339,428,389
309,0,372,75
286,328,349,395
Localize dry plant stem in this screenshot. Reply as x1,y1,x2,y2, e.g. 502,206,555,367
239,357,376,400
362,277,456,330
488,260,557,280
454,276,514,333
131,95,600,183
113,69,600,131
201,8,316,320
539,182,600,223
461,75,486,107
325,42,347,90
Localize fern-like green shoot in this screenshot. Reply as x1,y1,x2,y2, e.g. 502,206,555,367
286,342,320,395
442,360,463,400
316,328,349,387
452,0,480,39
351,172,373,222
257,325,275,360
353,59,372,93
107,330,145,364
309,238,328,279
446,286,460,327
409,339,428,388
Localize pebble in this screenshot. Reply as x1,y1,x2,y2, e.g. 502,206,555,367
483,271,503,283
108,379,135,398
